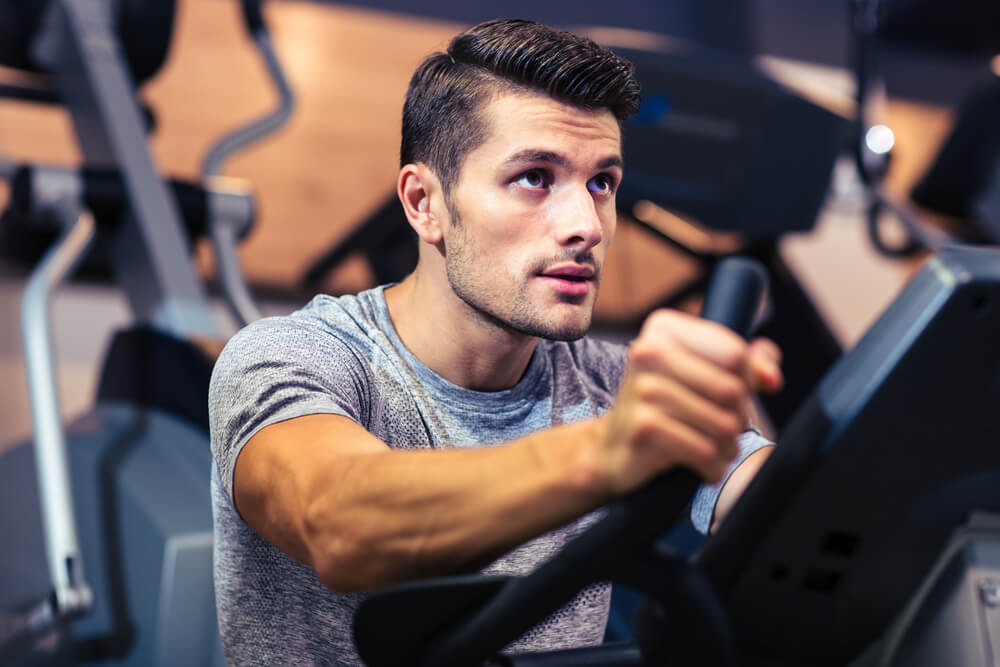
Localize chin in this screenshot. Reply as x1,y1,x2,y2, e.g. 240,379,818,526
532,316,592,342
545,327,589,342
533,303,595,341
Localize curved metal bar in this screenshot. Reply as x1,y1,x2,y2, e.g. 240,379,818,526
200,29,295,178
201,2,294,327
21,208,96,616
210,211,262,326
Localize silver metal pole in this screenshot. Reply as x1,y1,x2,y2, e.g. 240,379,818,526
21,209,96,616
202,11,296,328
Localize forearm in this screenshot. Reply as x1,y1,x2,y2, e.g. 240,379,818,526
710,444,773,532
239,415,613,593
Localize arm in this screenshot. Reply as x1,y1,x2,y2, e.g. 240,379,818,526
707,338,783,531
235,413,615,592
234,310,783,593
710,444,773,533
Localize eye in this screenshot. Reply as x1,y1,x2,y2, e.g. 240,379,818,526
587,173,615,195
515,169,549,190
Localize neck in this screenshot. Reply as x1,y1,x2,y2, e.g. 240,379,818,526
384,267,539,392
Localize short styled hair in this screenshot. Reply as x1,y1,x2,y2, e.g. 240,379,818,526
400,19,641,195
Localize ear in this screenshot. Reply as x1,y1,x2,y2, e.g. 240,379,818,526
398,163,443,244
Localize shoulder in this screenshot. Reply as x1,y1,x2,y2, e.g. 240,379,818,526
209,289,392,412
217,288,384,364
208,289,391,499
282,288,385,343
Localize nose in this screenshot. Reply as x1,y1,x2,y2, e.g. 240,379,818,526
553,185,604,252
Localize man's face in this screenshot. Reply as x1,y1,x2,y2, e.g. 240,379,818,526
441,90,622,341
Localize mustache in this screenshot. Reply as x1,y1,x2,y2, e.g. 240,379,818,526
530,250,600,278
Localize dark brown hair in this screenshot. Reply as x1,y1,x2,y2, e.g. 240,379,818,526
400,19,641,195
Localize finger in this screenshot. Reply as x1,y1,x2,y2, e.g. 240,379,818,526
749,337,781,365
631,372,744,460
632,408,731,483
629,336,751,413
640,309,750,374
747,338,784,393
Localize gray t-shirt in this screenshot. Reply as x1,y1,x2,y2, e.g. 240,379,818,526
209,286,769,665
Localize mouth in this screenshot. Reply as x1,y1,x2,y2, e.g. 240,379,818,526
539,264,595,281
538,264,596,296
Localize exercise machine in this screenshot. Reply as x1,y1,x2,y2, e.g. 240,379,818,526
354,245,1000,666
0,0,293,664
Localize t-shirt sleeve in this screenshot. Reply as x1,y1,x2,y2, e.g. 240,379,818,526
690,428,773,534
208,318,372,504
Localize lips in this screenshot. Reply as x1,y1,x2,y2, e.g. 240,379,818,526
538,264,595,297
539,264,595,281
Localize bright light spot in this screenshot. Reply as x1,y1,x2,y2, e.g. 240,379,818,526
865,124,895,155
992,54,1000,77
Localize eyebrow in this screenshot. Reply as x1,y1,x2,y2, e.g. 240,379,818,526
502,149,623,171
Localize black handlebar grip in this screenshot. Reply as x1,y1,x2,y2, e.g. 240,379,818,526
701,256,768,336
240,0,265,35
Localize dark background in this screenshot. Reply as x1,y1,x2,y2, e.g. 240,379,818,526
321,0,998,106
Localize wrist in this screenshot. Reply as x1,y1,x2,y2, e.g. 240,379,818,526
520,417,616,508
565,417,618,503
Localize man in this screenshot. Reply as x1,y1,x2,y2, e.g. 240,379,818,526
209,18,782,665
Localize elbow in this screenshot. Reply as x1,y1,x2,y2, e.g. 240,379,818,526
312,550,368,593
303,506,389,593
312,541,400,594
303,510,362,592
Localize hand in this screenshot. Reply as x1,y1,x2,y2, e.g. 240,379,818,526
597,309,782,495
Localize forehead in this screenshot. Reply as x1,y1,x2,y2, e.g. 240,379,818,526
468,90,622,169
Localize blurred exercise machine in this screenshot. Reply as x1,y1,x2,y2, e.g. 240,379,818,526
355,245,1000,666
852,0,1000,256
610,44,848,434
0,0,293,664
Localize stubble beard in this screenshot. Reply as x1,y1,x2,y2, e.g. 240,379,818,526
443,203,598,342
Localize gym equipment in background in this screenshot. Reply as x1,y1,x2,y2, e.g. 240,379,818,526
909,77,1000,245
849,0,1000,257
610,44,849,435
698,246,1000,666
353,245,1000,666
0,0,294,664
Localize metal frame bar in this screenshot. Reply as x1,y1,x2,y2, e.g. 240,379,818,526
32,0,220,337
21,209,97,616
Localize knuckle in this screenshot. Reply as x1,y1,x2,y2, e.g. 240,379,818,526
628,339,658,366
642,309,686,340
713,376,747,405
650,308,681,328
632,407,664,442
720,340,750,372
632,374,657,400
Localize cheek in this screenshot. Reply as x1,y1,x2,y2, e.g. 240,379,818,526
593,206,617,263
478,195,544,250
603,209,617,244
